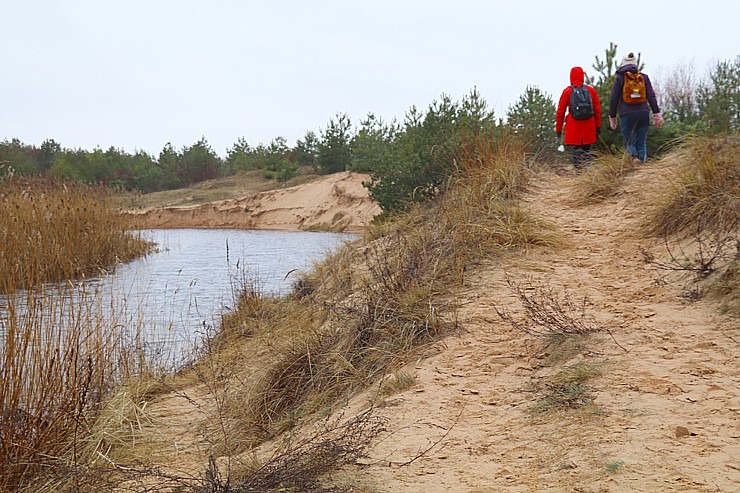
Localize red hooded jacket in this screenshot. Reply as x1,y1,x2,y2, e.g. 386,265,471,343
555,67,601,145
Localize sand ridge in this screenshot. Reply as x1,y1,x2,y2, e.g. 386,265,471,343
125,171,381,232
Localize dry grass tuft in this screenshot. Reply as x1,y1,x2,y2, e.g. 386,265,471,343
641,134,739,313
645,134,738,239
571,153,639,205
531,361,603,413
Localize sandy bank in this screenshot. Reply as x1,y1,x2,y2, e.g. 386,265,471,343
124,171,381,232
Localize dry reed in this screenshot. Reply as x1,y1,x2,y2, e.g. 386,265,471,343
0,174,151,292
0,175,155,491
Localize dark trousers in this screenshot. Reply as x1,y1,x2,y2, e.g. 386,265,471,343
619,111,650,162
571,144,592,168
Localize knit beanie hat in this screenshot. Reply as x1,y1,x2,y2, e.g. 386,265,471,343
620,51,637,67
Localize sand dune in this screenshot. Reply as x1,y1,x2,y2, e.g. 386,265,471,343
125,171,381,232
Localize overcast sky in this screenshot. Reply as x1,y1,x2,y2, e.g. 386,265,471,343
3,1,738,157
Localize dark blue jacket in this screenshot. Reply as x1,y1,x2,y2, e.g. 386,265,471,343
609,64,660,118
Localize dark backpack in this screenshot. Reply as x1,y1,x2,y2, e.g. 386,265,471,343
569,85,594,120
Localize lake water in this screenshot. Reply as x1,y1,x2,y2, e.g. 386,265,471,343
116,229,353,341
1,229,355,363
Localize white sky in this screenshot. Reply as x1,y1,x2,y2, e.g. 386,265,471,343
3,1,738,157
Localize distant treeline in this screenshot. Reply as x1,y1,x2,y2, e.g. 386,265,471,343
2,45,736,213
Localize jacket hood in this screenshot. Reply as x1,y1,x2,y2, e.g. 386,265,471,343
570,67,585,86
617,63,639,75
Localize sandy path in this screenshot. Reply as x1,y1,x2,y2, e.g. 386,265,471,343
126,164,738,492
353,165,739,492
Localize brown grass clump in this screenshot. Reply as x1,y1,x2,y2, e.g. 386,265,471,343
571,153,639,205
439,132,558,254
645,134,738,239
641,134,739,313
530,361,603,414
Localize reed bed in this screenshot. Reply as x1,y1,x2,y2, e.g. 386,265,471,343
0,175,155,491
0,175,151,292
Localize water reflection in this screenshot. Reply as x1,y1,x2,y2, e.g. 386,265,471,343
114,227,353,326
1,229,355,363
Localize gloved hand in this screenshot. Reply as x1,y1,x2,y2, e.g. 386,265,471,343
609,116,618,130
556,132,562,139
596,127,601,135
653,112,664,128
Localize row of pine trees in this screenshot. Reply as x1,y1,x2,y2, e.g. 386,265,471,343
1,44,737,213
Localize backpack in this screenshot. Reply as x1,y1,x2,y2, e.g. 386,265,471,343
569,85,594,120
622,72,647,104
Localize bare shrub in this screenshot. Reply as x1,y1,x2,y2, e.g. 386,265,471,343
201,410,386,493
495,277,602,336
654,59,700,124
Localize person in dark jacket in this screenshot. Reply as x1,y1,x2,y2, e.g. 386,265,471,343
555,66,602,169
609,51,664,163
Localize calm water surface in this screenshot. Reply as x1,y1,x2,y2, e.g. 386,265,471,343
112,228,354,329
1,229,355,362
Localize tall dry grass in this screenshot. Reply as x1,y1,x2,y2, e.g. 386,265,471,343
0,175,150,292
0,175,155,491
645,134,738,239
643,134,739,315
570,153,639,205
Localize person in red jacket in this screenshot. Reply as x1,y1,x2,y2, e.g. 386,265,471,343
555,66,602,170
